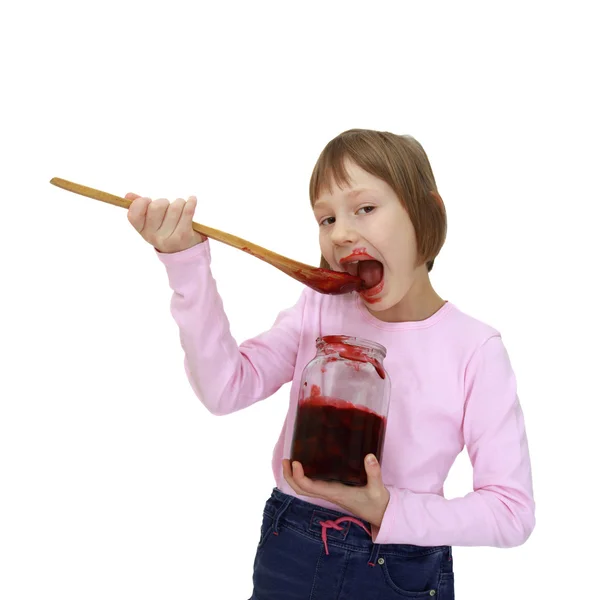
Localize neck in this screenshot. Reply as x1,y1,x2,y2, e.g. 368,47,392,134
366,271,446,323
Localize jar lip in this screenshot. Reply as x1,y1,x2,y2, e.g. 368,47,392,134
317,335,387,358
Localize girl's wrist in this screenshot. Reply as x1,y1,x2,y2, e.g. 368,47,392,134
367,487,390,528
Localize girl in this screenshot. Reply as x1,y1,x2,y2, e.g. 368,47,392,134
125,129,535,599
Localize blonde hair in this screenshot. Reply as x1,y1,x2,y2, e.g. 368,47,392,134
309,129,447,272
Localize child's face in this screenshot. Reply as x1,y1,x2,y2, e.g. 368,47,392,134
313,159,426,316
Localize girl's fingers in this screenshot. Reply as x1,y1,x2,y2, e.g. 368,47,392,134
127,195,152,233
157,198,186,238
126,193,203,252
144,198,170,235
175,196,203,240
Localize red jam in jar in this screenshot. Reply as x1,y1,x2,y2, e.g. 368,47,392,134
290,336,390,486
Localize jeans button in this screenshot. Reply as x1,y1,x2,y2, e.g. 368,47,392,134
377,558,385,565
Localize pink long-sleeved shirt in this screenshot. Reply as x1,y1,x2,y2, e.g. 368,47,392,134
156,240,535,548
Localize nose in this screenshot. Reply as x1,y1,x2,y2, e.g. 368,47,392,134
330,217,358,246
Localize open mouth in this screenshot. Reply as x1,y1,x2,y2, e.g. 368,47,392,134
339,256,384,297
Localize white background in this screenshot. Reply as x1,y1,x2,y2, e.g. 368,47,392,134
1,1,599,598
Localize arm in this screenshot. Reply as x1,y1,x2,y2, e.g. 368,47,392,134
374,335,535,547
156,240,305,416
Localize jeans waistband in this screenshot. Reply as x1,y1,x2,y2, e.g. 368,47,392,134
264,488,450,558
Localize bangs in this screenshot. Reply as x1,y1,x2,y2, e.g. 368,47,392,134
309,140,354,206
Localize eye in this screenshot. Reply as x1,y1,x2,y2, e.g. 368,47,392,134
357,206,375,215
319,216,336,227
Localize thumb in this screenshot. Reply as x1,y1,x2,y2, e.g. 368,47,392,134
125,192,142,200
365,454,384,487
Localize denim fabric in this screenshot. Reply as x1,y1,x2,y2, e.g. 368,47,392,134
250,488,454,599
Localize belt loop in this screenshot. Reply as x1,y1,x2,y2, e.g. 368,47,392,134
272,494,294,536
368,543,381,567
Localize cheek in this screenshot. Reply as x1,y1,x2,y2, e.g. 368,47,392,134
382,229,418,270
318,230,333,258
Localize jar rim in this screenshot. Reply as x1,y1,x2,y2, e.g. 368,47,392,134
317,335,387,358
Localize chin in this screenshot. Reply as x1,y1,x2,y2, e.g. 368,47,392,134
361,295,393,311
359,282,409,312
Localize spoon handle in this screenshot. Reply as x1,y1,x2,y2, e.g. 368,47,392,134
49,177,302,265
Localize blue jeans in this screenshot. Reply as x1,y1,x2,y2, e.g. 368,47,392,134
250,488,455,599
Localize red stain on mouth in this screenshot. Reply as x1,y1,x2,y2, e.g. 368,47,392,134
339,247,377,265
338,248,384,297
359,276,385,302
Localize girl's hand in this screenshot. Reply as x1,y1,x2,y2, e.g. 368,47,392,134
282,455,390,533
125,192,206,253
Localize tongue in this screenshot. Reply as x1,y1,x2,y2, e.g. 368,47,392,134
357,260,383,289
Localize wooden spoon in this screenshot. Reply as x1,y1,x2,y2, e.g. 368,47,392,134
49,177,363,295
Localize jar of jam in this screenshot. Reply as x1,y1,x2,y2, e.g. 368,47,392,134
290,335,390,486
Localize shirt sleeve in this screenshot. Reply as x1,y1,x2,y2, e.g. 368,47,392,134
374,334,535,548
156,240,305,416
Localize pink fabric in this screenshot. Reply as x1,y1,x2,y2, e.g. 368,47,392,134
156,241,535,548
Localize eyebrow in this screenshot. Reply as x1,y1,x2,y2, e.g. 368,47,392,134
313,188,374,210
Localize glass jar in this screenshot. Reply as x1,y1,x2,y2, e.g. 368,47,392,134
290,335,391,486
